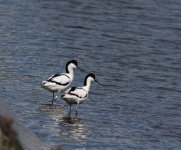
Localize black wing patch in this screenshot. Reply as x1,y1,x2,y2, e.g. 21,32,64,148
47,74,70,86
69,87,87,98
69,87,77,92
50,80,70,86
48,73,60,81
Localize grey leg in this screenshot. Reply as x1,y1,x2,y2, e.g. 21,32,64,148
51,92,55,105
74,104,79,118
69,105,72,119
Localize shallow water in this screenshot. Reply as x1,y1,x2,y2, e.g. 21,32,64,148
0,0,181,149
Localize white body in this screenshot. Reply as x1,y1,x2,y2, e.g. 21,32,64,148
62,87,88,104
62,76,94,105
42,73,72,92
42,63,76,93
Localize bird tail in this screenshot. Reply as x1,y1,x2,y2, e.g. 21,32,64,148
41,80,52,88
61,94,65,98
42,80,47,86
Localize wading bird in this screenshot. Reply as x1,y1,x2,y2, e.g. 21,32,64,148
42,60,85,104
61,73,103,119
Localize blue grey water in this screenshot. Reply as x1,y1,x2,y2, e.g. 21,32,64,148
0,0,181,149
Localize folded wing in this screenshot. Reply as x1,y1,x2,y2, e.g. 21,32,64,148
48,73,70,85
65,87,87,98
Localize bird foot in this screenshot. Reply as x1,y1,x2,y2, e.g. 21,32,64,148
48,99,56,105
73,113,78,119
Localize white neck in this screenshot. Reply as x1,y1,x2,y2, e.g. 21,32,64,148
84,77,93,92
68,66,74,79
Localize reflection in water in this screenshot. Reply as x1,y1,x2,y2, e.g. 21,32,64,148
61,117,88,141
0,0,181,149
38,104,65,121
38,104,88,143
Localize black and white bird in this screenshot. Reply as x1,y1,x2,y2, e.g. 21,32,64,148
42,60,85,104
61,73,103,119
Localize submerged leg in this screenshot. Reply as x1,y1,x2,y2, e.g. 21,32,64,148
74,104,79,118
51,92,55,105
68,105,72,119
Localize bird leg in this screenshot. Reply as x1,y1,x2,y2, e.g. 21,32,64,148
68,105,72,119
51,92,55,105
74,104,79,118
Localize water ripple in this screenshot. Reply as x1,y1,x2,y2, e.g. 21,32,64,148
0,0,181,150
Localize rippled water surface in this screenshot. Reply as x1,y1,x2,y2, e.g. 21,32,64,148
0,0,181,149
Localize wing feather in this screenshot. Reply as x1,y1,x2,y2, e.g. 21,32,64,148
69,87,87,98
48,73,71,85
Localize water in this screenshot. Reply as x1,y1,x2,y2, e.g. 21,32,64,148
0,0,181,149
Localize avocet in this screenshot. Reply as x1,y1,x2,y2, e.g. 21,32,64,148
61,73,103,118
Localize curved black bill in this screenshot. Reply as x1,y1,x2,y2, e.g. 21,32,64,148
77,66,86,73
95,79,104,86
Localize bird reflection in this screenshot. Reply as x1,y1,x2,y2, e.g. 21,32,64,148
38,104,65,121
62,117,81,124
38,104,88,141
60,117,88,141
